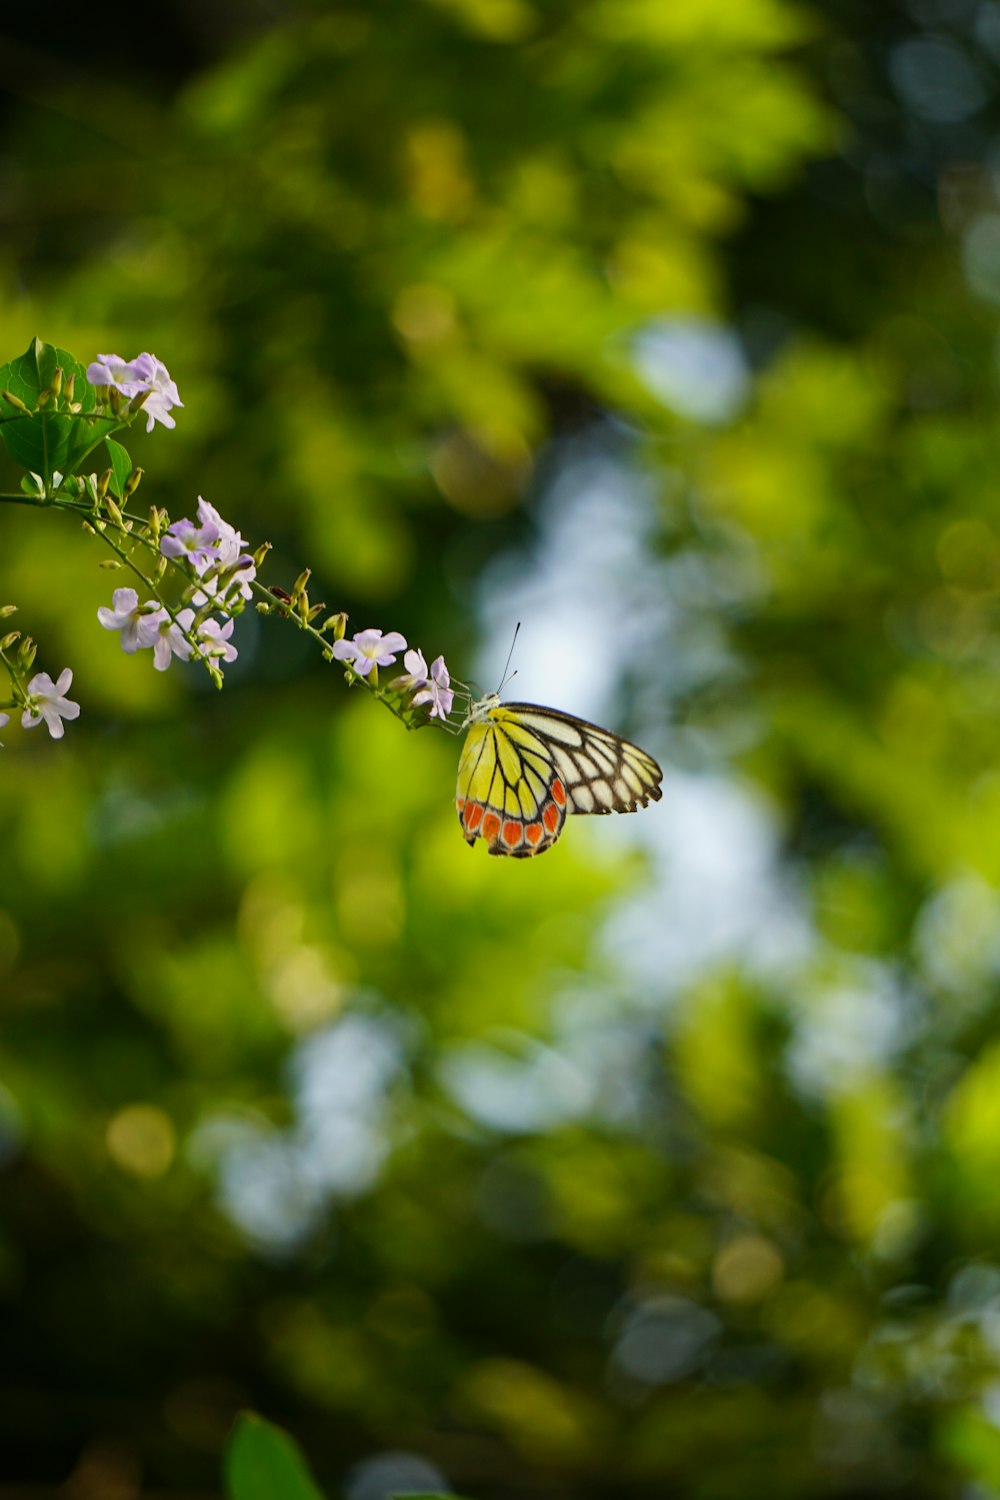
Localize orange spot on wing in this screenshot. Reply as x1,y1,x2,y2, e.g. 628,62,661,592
551,778,566,807
502,820,523,848
482,812,502,842
525,823,544,846
456,797,465,812
543,803,560,834
464,802,484,833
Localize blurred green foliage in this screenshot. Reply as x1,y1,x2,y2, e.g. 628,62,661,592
225,1412,465,1500
225,1414,327,1500
5,1,1000,1498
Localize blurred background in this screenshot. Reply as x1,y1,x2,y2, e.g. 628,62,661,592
4,0,1000,1495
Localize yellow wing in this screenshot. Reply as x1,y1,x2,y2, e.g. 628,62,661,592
456,699,662,858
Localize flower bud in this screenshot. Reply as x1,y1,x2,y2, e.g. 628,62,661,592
97,470,112,501
51,367,63,397
0,631,21,651
0,605,18,620
148,505,161,541
18,637,37,670
2,390,30,413
256,601,271,615
124,466,144,497
105,496,125,529
325,612,348,639
36,388,53,408
291,568,311,603
253,541,272,567
98,559,123,570
64,374,76,403
306,602,327,622
109,387,122,415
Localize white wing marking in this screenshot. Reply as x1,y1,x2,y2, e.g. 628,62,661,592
571,783,595,812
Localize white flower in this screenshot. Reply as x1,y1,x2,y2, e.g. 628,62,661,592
412,655,454,720
132,354,183,433
396,648,429,689
21,669,81,739
97,587,165,653
197,617,238,665
149,609,195,671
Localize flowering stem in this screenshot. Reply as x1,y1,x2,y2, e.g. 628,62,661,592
0,489,217,680
92,523,218,676
0,647,25,708
0,488,424,726
247,581,415,727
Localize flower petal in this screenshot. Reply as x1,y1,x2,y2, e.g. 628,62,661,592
41,706,65,740
111,587,139,614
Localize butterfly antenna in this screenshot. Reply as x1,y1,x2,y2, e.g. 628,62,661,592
496,622,521,696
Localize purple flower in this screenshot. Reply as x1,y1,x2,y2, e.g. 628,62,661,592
331,628,407,677
21,668,80,739
86,351,183,432
160,516,221,574
149,609,195,672
86,354,150,397
196,497,239,547
197,616,237,666
187,498,256,605
97,587,165,653
412,654,454,720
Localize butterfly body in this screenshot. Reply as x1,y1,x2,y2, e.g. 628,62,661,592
456,696,662,857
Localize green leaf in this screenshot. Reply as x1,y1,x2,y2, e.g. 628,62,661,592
0,337,117,485
224,1412,327,1500
104,438,133,499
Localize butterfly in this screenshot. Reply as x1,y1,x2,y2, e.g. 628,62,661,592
455,695,663,857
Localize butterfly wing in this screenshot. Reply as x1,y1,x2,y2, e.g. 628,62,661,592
456,711,567,857
456,702,662,857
